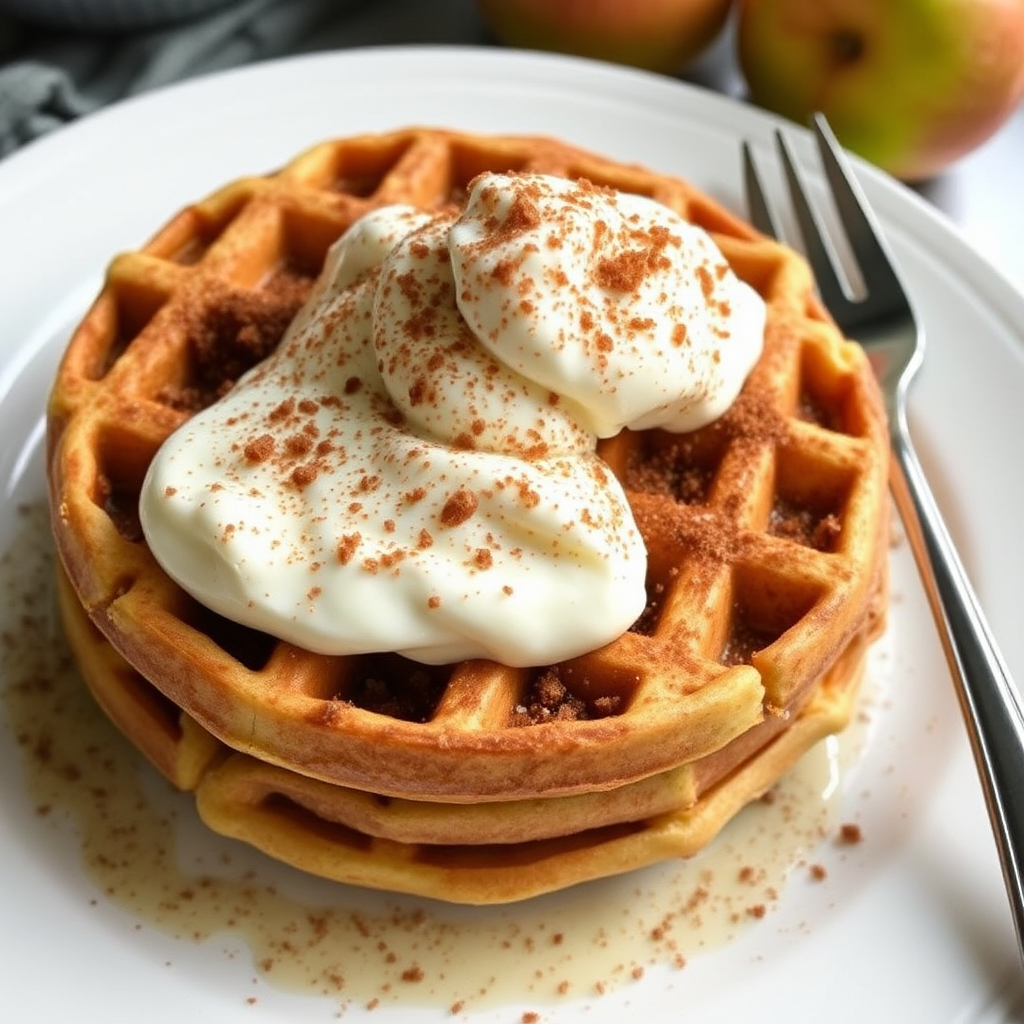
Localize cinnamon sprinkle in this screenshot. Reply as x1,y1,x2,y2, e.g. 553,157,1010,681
439,487,478,528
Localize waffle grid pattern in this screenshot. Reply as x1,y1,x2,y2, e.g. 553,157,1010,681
48,129,889,902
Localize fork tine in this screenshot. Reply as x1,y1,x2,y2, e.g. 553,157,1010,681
810,113,903,305
773,128,851,316
741,141,780,238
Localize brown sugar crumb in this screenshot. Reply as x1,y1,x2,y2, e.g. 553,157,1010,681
511,668,587,725
440,487,478,528
809,863,828,881
510,666,622,726
838,822,863,845
521,1013,541,1024
623,439,713,505
769,499,842,552
157,270,310,412
592,694,622,716
747,904,767,919
813,513,843,551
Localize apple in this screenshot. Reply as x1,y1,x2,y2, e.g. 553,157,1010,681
736,0,1024,181
476,0,734,75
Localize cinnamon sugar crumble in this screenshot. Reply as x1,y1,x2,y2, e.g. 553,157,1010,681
156,269,310,413
511,667,624,726
770,502,842,552
440,487,478,527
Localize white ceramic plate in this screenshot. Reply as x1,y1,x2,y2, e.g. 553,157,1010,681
2,47,1023,1023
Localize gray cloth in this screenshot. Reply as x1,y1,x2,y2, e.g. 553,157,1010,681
0,59,94,152
0,0,487,158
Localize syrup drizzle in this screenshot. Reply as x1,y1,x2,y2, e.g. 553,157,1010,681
1,501,876,1018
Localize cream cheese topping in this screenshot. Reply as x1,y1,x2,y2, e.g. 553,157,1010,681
139,173,765,666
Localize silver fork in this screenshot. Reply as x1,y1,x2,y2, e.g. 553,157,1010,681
743,114,1024,961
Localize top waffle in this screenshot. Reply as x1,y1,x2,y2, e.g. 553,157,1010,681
47,128,889,804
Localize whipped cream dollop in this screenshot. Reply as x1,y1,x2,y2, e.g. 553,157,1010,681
140,173,765,666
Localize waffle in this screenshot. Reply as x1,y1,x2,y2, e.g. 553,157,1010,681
56,561,879,903
47,128,890,901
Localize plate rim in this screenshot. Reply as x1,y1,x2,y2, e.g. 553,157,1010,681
1,42,1022,1024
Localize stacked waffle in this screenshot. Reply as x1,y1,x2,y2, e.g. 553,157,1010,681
47,129,889,904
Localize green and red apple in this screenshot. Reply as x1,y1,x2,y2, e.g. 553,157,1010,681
736,0,1024,181
476,0,734,74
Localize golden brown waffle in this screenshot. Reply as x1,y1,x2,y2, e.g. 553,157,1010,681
56,561,880,903
47,128,890,894
55,564,222,791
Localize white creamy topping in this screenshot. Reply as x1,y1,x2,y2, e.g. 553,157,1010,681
450,173,764,435
139,173,765,666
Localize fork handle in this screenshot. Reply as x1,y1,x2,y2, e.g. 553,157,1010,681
891,425,1024,959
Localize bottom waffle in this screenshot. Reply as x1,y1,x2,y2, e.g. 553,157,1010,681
57,563,881,905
